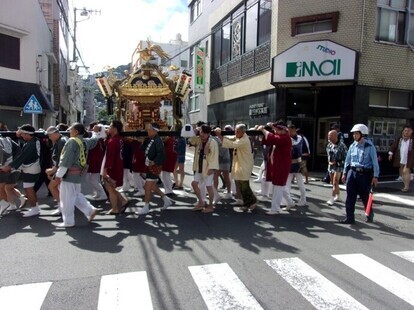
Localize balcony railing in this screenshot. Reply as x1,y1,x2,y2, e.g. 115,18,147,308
210,41,270,90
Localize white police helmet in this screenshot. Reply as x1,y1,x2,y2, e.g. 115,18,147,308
350,124,369,135
181,124,195,138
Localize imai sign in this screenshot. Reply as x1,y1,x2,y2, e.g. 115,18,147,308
271,40,357,84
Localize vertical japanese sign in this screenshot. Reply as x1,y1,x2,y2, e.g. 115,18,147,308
194,47,205,93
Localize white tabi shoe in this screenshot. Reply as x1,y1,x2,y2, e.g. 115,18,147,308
22,206,40,217
266,210,281,215
0,201,10,215
55,222,75,228
136,205,150,215
160,197,172,210
50,209,62,216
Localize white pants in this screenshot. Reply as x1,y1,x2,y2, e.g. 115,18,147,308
260,178,272,197
229,173,237,194
85,173,106,197
285,173,307,204
60,181,95,226
132,172,145,192
271,185,294,212
161,171,174,194
122,169,134,191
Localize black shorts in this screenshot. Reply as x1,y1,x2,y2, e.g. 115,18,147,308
0,171,21,184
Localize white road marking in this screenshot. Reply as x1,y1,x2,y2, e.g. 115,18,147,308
392,251,414,264
98,271,153,310
0,282,52,310
372,193,414,206
188,263,263,310
333,253,414,306
265,257,368,310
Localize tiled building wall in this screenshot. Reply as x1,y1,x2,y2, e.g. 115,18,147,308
358,1,414,90
274,0,414,91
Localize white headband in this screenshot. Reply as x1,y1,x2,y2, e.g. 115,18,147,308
149,125,160,132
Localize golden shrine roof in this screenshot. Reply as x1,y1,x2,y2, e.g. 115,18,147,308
118,65,172,99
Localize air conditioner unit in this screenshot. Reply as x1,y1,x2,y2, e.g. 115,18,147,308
66,85,71,93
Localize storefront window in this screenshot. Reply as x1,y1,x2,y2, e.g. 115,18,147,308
389,90,411,108
369,88,412,109
369,89,388,107
367,117,407,152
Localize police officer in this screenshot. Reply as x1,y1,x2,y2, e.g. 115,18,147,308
340,124,379,224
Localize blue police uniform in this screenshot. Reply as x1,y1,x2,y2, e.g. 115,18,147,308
343,138,379,223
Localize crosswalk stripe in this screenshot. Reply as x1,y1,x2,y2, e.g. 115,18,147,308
333,253,414,306
97,271,153,310
188,263,263,310
0,282,52,310
373,193,414,206
392,251,414,263
265,258,368,310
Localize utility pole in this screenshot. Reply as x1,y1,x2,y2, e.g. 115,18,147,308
73,7,101,63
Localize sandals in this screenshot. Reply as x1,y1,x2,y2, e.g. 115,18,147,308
202,207,214,213
401,188,409,192
192,206,204,211
105,210,119,215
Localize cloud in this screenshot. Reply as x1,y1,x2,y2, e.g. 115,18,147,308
72,0,189,74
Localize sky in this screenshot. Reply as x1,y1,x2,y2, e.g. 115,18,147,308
70,0,189,74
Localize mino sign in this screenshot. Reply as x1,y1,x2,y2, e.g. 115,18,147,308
271,40,357,84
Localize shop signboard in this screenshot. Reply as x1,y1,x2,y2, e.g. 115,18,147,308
194,47,205,93
271,40,357,84
249,103,269,117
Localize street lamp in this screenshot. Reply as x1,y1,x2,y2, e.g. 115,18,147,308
73,7,100,62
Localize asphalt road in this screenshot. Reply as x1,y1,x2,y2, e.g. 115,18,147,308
0,154,413,310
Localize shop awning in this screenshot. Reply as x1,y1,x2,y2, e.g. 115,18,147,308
0,78,54,111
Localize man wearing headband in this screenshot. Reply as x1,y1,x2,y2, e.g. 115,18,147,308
215,124,257,211
0,129,21,215
85,123,107,201
54,122,100,227
136,123,172,215
102,120,129,215
45,125,68,216
0,124,41,217
188,124,219,213
258,121,293,215
284,124,307,209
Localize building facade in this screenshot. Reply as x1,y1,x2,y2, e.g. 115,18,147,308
188,0,414,175
0,0,87,130
0,0,58,130
271,0,414,174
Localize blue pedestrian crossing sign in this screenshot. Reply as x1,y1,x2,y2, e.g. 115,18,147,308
23,95,43,114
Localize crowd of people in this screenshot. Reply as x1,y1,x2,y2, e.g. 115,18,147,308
0,119,413,227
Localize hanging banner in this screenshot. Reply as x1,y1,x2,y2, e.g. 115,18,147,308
194,47,205,93
175,70,192,101
95,76,113,97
